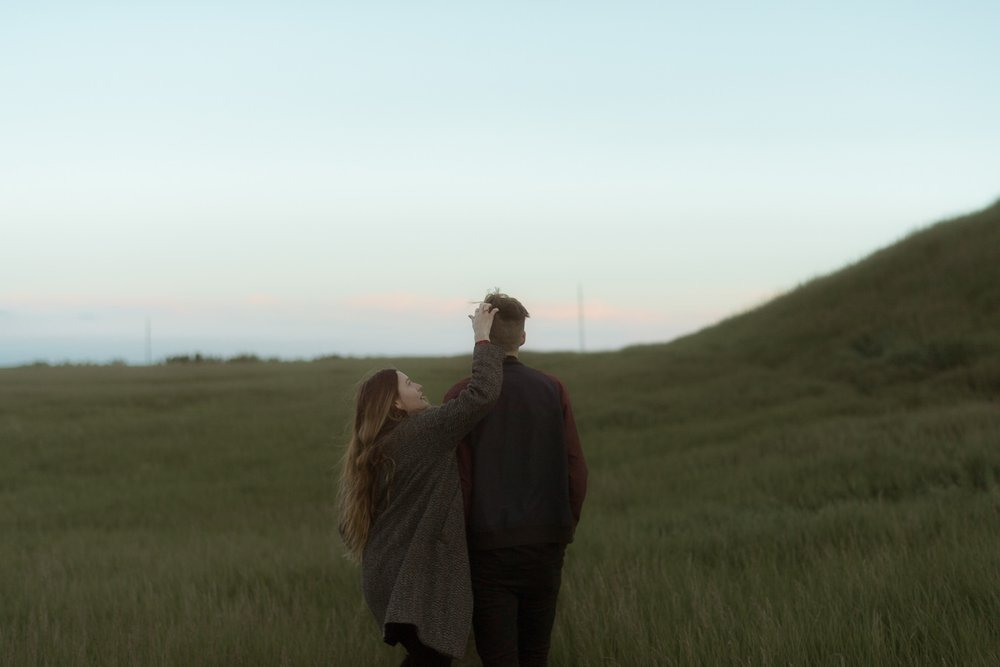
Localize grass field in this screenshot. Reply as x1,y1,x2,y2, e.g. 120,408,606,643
3,201,1000,666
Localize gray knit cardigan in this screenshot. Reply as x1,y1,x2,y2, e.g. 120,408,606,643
361,342,505,658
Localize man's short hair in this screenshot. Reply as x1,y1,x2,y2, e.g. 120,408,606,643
484,289,529,353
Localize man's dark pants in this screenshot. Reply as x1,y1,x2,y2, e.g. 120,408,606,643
469,542,567,667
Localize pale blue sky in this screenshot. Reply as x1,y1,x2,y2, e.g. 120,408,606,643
2,1,999,365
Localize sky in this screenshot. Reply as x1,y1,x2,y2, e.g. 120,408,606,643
2,1,999,366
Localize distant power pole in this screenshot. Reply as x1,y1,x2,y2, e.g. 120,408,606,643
145,318,152,365
577,283,585,353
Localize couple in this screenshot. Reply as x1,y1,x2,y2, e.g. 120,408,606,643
338,290,588,666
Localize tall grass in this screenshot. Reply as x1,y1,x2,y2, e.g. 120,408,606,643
3,347,999,665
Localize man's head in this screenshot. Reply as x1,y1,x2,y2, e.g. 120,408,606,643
483,289,529,354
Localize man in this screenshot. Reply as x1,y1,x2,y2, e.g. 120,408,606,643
444,290,587,666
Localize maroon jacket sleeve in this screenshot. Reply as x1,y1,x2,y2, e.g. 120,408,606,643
443,378,474,524
555,378,588,526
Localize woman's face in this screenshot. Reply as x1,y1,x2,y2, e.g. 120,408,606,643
394,371,429,415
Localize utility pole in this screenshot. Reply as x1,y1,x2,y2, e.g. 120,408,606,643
577,283,585,353
145,317,152,365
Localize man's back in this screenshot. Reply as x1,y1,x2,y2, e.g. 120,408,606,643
460,358,581,550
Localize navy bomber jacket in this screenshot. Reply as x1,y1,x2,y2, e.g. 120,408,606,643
444,356,588,551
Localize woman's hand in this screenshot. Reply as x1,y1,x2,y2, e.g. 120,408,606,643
470,303,498,342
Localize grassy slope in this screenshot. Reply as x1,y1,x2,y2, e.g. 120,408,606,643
2,201,999,665
671,198,1000,390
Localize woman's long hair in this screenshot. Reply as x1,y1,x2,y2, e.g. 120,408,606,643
338,368,406,562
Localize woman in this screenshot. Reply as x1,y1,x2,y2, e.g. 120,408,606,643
338,303,504,665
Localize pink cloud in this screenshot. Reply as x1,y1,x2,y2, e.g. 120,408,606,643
2,292,194,313
244,293,286,308
1,291,302,315
532,299,668,325
1,288,781,336
344,293,473,316
530,289,782,329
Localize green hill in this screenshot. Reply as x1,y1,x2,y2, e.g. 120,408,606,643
560,198,1000,446
671,198,1000,391
2,200,999,665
